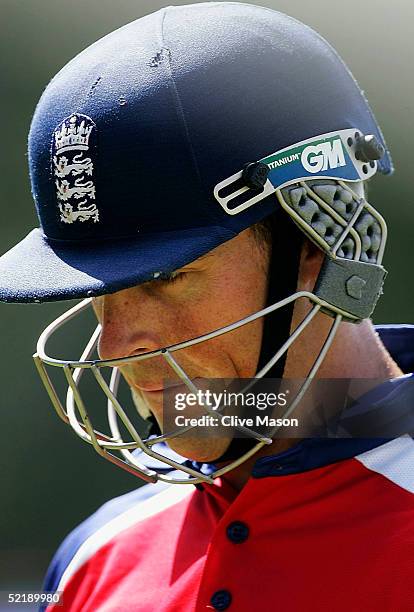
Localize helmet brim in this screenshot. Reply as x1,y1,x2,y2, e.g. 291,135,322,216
0,225,236,303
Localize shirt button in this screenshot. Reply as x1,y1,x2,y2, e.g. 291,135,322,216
226,521,249,544
210,590,232,610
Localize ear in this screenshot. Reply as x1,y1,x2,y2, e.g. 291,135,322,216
296,238,325,292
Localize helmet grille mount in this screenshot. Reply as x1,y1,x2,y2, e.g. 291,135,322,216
214,129,381,216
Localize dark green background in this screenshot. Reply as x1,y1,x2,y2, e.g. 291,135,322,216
1,0,413,593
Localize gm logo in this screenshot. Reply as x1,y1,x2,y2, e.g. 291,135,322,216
301,139,346,174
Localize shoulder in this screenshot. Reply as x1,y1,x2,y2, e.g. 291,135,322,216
42,479,184,594
355,435,414,498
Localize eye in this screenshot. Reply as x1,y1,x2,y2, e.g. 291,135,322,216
156,271,187,285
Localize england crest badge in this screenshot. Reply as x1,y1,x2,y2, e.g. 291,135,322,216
52,114,99,224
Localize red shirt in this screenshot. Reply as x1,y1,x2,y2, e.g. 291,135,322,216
44,435,414,611
42,325,414,611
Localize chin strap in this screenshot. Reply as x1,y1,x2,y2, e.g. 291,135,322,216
211,207,304,463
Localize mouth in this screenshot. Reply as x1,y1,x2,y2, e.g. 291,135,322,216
131,375,217,398
134,382,187,393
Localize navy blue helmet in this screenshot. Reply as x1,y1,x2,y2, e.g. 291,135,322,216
0,2,391,302
0,3,393,484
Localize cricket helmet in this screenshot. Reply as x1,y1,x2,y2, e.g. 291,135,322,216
0,3,392,483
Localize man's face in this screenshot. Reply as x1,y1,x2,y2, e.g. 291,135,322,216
92,228,270,462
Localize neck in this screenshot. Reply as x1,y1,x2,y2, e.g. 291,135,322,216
285,315,403,380
222,316,403,492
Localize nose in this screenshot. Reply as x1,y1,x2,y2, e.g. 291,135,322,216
95,288,164,361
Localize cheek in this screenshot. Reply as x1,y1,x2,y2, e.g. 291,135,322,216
158,317,264,381
217,317,265,377
176,271,267,378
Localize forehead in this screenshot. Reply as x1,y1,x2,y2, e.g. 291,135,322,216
97,230,260,298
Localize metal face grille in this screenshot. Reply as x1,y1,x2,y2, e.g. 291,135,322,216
33,181,387,485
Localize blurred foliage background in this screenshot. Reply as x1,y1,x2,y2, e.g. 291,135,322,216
0,0,413,598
